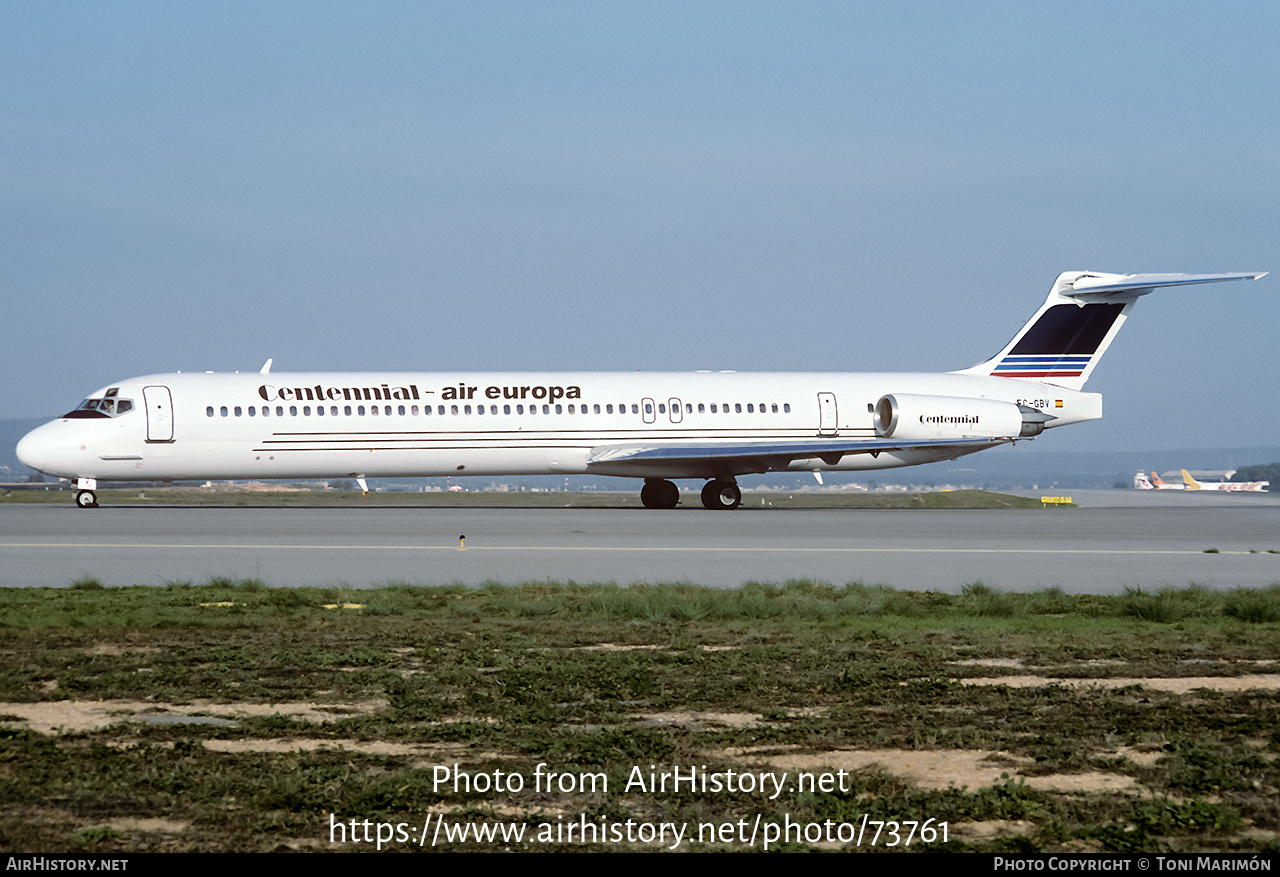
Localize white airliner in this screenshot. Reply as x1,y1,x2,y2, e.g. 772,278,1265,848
1180,469,1269,492
15,270,1265,509
1134,469,1270,491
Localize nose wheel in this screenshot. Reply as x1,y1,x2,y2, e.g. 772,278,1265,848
700,479,741,510
76,490,99,509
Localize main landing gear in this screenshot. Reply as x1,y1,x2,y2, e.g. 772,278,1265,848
700,479,741,510
638,478,742,510
640,478,680,509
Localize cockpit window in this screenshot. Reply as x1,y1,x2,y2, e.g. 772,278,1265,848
62,392,135,419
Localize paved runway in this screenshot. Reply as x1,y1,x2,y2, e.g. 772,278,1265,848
3,491,1279,592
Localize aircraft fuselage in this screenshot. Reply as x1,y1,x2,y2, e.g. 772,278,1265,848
17,369,1100,484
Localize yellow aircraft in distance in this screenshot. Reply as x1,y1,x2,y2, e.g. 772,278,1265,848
1180,469,1268,492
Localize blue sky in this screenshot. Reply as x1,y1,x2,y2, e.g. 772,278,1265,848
3,1,1276,451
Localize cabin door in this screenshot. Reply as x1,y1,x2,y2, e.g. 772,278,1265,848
817,392,838,436
143,385,175,443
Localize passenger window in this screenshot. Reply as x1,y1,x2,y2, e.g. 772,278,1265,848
303,406,311,416
289,406,297,416
220,406,228,417
451,405,459,415
248,407,256,417
207,406,215,417
555,404,563,414
345,405,352,416
784,403,791,413
504,404,511,414
316,406,324,416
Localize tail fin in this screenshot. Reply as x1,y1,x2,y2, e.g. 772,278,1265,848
1181,469,1203,490
1151,471,1169,486
955,271,1266,391
1134,472,1153,490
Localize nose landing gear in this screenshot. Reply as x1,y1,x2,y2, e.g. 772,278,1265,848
75,478,99,509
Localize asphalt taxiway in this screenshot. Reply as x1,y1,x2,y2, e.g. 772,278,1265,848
3,490,1278,592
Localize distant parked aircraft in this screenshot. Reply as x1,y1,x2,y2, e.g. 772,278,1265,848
1181,469,1269,492
1134,471,1183,490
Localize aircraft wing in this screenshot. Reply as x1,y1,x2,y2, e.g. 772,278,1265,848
586,436,1011,476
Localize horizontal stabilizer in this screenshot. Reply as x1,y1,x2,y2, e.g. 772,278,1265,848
1059,272,1266,303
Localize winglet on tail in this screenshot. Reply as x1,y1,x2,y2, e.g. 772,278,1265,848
954,271,1266,391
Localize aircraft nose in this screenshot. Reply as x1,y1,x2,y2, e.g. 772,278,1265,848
15,428,47,473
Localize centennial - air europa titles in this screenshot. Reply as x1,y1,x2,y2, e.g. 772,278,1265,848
257,382,583,403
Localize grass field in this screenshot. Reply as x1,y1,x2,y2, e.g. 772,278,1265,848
2,579,1277,853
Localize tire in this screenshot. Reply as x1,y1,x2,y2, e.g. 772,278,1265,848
700,480,741,510
641,479,679,509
